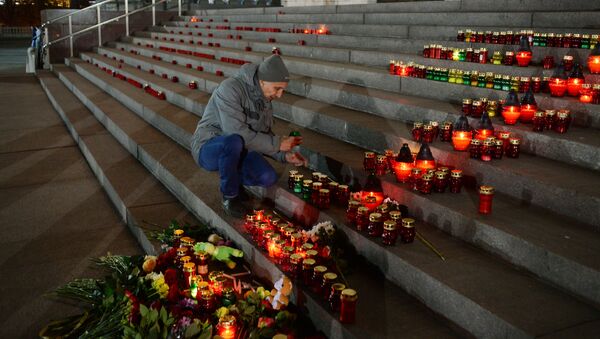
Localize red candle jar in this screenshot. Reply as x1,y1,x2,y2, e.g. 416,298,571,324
504,51,515,65
541,76,550,93
319,189,331,209
493,139,504,159
542,56,555,69
419,174,434,194
516,51,532,67
554,110,571,134
567,77,584,97
422,124,435,143
289,254,303,279
216,315,237,339
375,155,388,176
481,139,494,162
478,185,495,216
302,258,316,286
288,170,298,189
588,55,600,74
593,85,600,104
412,122,424,142
367,212,383,237
382,220,398,246
329,283,346,312
471,100,484,118
322,273,338,300
188,80,198,89
563,55,574,71
356,207,370,231
312,265,327,294
520,104,537,123
531,77,541,93
338,185,350,206
502,105,521,125
452,130,472,151
244,214,255,233
340,289,358,324
449,169,463,193
507,138,521,158
200,289,216,313
469,139,482,159
532,111,545,132
411,168,423,191
580,84,593,103
440,122,453,142
545,110,557,130
462,98,472,115
376,203,390,223
363,151,376,172
390,210,402,226
519,77,530,93
183,262,196,289
433,171,448,193
400,218,416,243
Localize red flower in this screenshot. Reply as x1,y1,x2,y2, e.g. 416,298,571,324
164,268,178,287
258,317,275,328
167,285,180,303
261,299,273,311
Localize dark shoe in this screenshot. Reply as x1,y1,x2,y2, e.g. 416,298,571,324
238,186,251,201
222,196,248,218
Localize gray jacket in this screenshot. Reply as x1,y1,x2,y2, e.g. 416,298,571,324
190,63,286,164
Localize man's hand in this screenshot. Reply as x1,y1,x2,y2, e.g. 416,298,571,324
285,152,307,167
279,136,303,152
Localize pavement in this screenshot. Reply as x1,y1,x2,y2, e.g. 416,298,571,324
0,46,142,338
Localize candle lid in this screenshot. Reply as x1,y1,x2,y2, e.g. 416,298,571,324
312,171,322,177
434,171,446,179
369,212,382,222
422,173,433,181
219,314,236,326
509,138,521,145
545,109,556,116
376,204,390,213
416,143,435,161
294,174,303,181
174,229,184,236
479,185,495,195
389,211,402,220
495,139,504,146
323,272,338,281
364,151,375,158
332,283,346,292
411,167,423,174
177,247,188,256
383,220,397,231
413,121,424,128
291,232,302,240
376,154,388,162
312,182,323,188
303,179,313,185
181,236,195,245
581,83,592,90
454,115,471,132
424,124,433,131
401,218,415,227
339,184,349,191
518,36,531,52
245,214,255,222
283,246,295,253
470,139,481,145
329,182,339,189
450,169,463,178
302,243,314,250
314,265,328,273
183,262,196,272
442,123,452,131
357,206,369,214
504,90,521,107
319,189,330,194
302,258,316,266
557,111,570,118
348,200,361,208
306,249,318,257
180,255,192,263
290,253,303,263
483,139,494,146
534,111,545,118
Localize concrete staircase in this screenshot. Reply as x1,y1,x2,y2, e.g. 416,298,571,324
37,0,600,338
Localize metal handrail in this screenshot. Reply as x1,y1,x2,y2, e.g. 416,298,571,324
43,0,168,49
40,0,116,29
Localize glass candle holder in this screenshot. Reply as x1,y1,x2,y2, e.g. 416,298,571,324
412,122,424,142
420,174,434,194
302,258,316,286
288,170,299,189
200,289,216,313
481,139,494,162
356,207,370,232
289,253,303,279
532,111,545,132
319,189,331,209
382,220,398,246
531,77,541,93
346,200,361,225
302,180,313,201
493,139,504,159
400,218,416,243
579,84,593,103
338,185,350,206
504,51,515,65
516,51,532,67
367,212,383,237
422,124,435,143
322,273,338,300
183,262,196,289
507,138,521,158
563,55,574,71
520,104,537,123
545,110,557,130
452,130,472,151
478,185,495,214
312,265,327,294
449,169,463,193
542,56,554,69
375,155,388,176
216,316,237,339
588,55,600,74
462,98,472,115
340,289,358,324
293,174,303,193
196,251,209,276
471,100,483,118
549,78,567,97
502,105,521,125
554,110,571,134
311,182,323,205
433,171,448,193
440,122,453,142
363,152,376,172
329,283,346,312
469,139,482,159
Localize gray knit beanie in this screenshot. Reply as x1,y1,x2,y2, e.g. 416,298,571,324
258,55,290,83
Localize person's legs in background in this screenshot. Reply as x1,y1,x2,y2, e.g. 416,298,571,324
240,151,278,188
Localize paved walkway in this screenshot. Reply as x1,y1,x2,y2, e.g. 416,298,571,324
0,68,142,336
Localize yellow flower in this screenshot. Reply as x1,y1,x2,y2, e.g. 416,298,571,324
215,306,229,319
151,275,169,299
142,255,157,273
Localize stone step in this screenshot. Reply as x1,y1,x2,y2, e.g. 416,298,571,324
157,23,598,68
54,60,463,339
171,18,600,40
177,11,600,29
120,36,600,130
64,55,600,338
96,44,600,228
36,70,198,256
99,44,600,173
80,50,600,307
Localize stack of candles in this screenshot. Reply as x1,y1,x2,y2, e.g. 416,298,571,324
243,208,359,324
457,29,598,49
288,170,350,210
290,27,330,35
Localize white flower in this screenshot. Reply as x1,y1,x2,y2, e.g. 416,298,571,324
145,272,164,281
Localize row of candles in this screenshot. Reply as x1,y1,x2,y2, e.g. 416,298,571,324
388,61,600,102
243,210,357,323
457,29,598,50
288,170,350,210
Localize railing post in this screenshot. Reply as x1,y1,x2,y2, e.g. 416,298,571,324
97,6,102,47
125,0,129,36
152,0,156,26
68,16,73,57
178,0,182,17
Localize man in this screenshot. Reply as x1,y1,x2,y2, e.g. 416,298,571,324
191,55,306,217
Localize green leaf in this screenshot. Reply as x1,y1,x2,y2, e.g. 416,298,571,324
139,304,149,318
160,307,167,324
197,324,213,339
244,305,256,315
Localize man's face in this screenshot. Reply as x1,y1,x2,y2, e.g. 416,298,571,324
259,80,288,101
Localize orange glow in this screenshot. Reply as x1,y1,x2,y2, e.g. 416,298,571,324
190,16,199,22
452,131,472,151
516,51,532,67
475,129,493,140
361,191,384,211
580,94,593,103
415,159,436,171
549,78,567,97
502,106,521,125
520,104,537,123
567,78,584,97
392,161,413,183
588,55,600,74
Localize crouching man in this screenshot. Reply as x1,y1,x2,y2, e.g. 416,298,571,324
191,55,306,217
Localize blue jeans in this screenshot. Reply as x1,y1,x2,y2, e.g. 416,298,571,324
198,134,278,198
